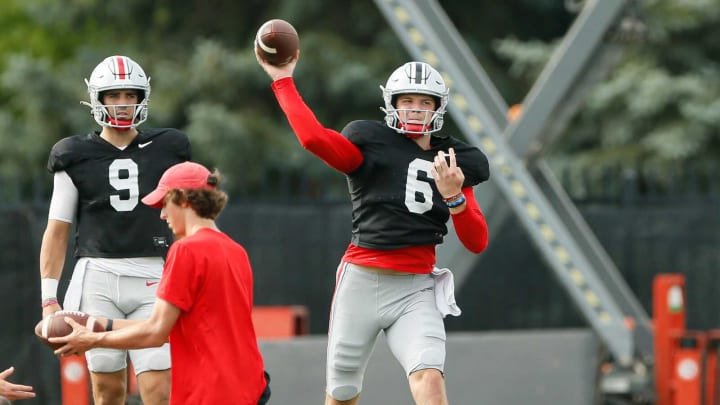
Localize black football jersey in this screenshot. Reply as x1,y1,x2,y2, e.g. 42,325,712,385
47,128,191,258
341,120,490,249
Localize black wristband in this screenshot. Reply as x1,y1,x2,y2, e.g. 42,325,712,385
105,318,113,331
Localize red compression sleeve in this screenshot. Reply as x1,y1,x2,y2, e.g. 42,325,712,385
271,77,363,174
451,187,489,253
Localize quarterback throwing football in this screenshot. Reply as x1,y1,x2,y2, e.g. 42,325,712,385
257,48,490,405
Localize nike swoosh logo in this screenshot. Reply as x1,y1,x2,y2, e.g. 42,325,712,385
146,281,159,287
138,141,153,148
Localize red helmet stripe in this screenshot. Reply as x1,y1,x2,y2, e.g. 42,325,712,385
115,56,128,79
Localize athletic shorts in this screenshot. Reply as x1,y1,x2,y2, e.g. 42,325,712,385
79,267,171,374
325,262,446,400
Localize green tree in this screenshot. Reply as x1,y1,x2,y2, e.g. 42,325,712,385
0,0,408,199
5,0,670,201
495,0,720,196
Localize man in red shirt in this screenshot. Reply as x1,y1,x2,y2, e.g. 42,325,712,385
51,162,270,405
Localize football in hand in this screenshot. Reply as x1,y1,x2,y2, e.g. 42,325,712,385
35,311,105,351
255,19,299,66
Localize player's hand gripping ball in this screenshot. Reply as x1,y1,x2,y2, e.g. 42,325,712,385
35,311,105,351
255,19,299,66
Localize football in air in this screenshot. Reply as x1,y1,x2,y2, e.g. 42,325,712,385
255,19,299,66
35,311,105,351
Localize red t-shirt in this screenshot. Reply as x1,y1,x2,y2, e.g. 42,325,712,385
158,228,266,405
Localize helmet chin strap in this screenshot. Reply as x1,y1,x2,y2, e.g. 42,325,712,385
106,117,134,131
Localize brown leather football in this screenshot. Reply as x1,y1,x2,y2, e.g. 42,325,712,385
255,19,299,66
35,311,105,351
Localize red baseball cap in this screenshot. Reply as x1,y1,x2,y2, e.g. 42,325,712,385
142,162,215,208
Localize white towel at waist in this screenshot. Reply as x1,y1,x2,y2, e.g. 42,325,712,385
63,258,89,311
431,267,461,318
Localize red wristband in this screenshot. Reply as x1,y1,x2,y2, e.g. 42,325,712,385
442,192,463,203
41,298,59,308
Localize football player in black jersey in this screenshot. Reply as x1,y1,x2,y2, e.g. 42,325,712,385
257,48,489,405
38,55,190,405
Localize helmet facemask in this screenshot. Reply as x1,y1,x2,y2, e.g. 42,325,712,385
82,56,151,130
380,61,448,137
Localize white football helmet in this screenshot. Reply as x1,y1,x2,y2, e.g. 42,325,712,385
83,55,151,129
380,61,448,136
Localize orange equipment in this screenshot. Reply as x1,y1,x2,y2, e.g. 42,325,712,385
653,274,687,405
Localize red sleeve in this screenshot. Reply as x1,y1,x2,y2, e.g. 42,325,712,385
451,187,489,253
271,77,363,174
157,243,198,312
